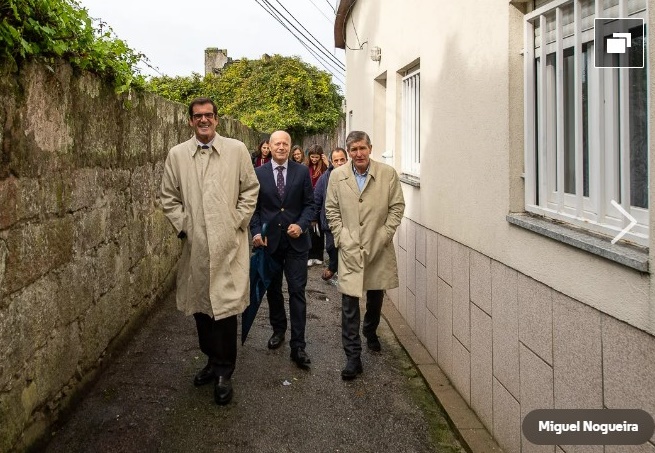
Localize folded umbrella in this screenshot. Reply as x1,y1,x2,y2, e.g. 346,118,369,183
242,224,280,345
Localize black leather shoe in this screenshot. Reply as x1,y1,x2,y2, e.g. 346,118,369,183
366,336,382,352
290,348,311,369
341,359,363,380
267,332,285,350
193,363,214,387
214,376,233,405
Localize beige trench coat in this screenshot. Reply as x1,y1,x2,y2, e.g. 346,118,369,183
160,135,259,319
325,159,405,298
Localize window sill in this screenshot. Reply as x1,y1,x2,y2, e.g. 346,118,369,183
400,173,420,187
506,213,649,273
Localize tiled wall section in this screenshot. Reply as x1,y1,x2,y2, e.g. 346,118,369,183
392,219,655,453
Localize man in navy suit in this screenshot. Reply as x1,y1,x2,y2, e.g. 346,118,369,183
250,130,315,368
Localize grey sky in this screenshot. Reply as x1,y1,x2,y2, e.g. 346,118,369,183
77,0,345,88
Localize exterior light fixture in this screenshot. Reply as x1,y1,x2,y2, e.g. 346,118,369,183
370,46,381,62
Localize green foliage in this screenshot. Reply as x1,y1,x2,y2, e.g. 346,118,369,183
147,55,343,136
0,0,149,92
146,72,205,105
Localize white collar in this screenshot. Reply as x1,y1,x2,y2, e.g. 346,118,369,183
272,160,288,170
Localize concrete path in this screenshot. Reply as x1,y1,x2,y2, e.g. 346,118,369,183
44,265,465,453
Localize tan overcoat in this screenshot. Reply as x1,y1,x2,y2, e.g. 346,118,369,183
160,135,260,319
325,159,405,298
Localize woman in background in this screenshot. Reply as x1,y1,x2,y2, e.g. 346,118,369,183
305,144,328,187
253,139,271,167
305,144,328,266
291,145,305,164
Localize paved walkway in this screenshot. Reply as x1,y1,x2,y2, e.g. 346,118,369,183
44,265,466,453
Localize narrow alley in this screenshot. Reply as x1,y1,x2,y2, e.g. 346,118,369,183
43,265,465,453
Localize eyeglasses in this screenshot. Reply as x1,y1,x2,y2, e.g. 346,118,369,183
192,112,216,121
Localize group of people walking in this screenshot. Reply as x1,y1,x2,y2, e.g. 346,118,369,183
160,97,405,406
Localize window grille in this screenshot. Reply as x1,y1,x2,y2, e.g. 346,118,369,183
524,0,648,245
402,68,421,177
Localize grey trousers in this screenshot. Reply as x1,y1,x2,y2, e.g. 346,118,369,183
341,290,384,360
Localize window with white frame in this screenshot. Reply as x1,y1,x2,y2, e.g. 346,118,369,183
523,0,648,246
401,66,420,178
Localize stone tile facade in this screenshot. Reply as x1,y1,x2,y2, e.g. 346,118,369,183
471,303,494,432
391,219,655,453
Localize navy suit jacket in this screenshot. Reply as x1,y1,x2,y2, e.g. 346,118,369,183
250,161,315,253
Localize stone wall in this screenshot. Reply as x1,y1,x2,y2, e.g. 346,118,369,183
299,116,347,156
0,60,259,451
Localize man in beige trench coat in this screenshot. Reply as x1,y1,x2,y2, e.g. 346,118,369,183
325,130,405,380
160,97,259,405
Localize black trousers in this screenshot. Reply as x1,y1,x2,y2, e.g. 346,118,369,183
193,313,237,379
266,235,309,350
341,290,384,359
325,231,338,273
308,227,324,261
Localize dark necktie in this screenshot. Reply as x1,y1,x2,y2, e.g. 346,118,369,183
276,166,285,198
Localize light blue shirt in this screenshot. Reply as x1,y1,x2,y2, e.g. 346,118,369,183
352,163,369,192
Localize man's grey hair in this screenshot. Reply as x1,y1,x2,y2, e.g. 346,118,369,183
345,131,372,151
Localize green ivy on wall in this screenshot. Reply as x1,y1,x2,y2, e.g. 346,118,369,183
148,55,344,136
0,0,150,93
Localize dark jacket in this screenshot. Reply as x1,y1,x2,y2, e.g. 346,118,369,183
253,155,271,167
250,160,315,253
313,165,334,232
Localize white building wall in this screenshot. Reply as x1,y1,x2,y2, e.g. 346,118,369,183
341,0,655,452
343,0,654,335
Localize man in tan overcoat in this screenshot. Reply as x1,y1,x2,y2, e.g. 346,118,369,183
160,97,259,405
325,130,405,380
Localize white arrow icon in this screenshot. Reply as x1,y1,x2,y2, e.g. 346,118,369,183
610,199,637,244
